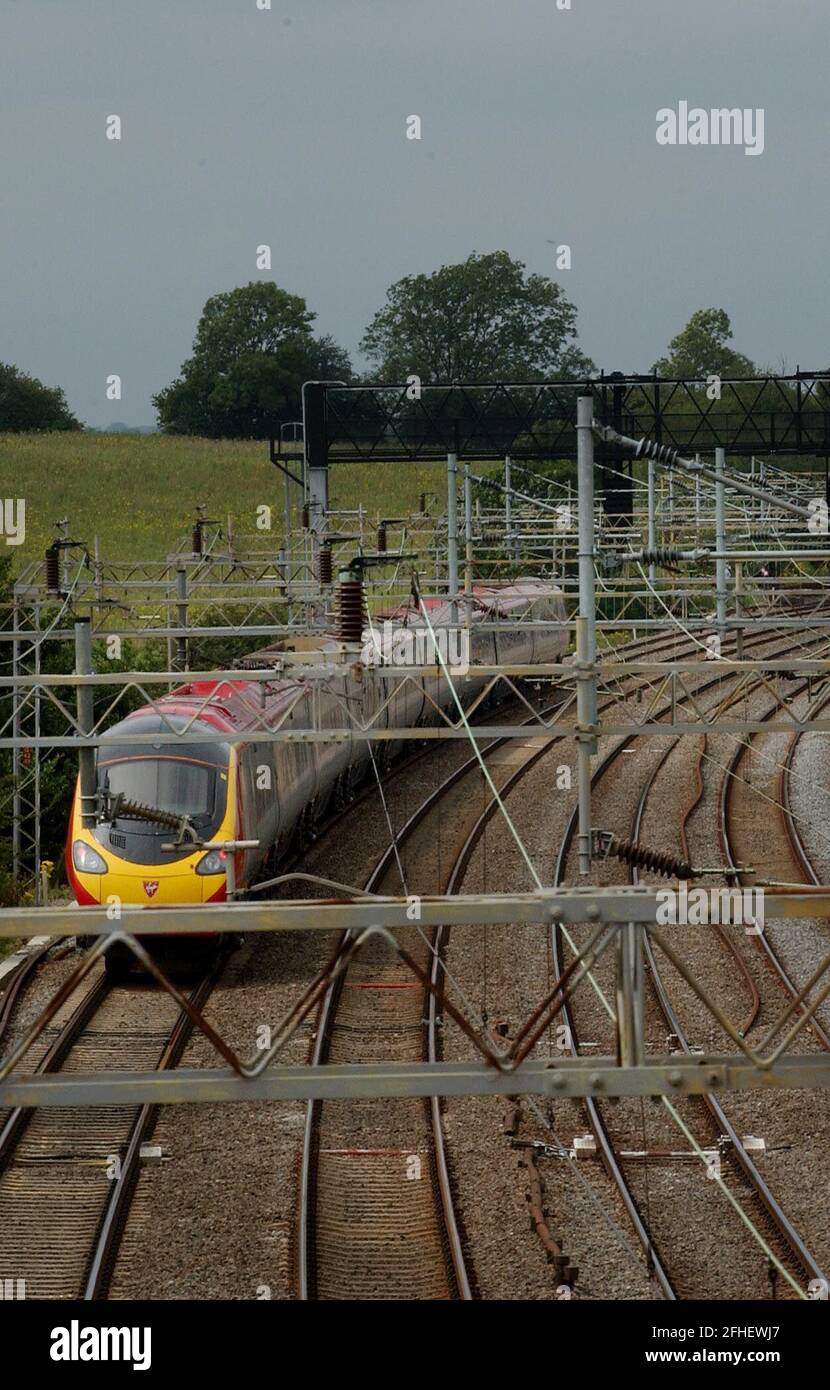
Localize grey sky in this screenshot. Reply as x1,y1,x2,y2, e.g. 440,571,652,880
1,0,824,426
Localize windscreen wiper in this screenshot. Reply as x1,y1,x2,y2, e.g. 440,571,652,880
100,792,199,846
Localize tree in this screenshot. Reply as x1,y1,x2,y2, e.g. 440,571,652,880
153,282,352,438
652,308,756,378
360,251,594,381
0,363,81,431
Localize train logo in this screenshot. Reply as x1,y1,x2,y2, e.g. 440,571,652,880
143,881,159,898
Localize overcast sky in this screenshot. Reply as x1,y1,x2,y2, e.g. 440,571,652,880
1,0,825,427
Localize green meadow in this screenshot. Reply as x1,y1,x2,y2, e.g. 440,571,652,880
0,432,454,565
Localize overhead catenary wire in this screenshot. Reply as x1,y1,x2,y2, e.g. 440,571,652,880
594,422,815,523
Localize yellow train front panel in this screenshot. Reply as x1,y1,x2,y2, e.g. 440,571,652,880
66,761,238,908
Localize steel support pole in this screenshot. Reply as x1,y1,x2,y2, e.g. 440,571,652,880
225,852,237,902
647,455,657,585
75,619,96,830
307,466,328,617
32,603,41,901
61,518,70,593
11,598,21,881
715,447,728,644
463,462,473,627
576,395,597,876
307,466,329,539
176,567,188,671
616,921,645,1067
447,452,459,621
750,456,756,527
575,616,595,877
93,536,103,604
504,455,513,560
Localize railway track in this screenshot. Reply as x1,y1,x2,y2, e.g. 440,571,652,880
294,626,712,1300
0,941,54,1048
547,642,830,1298
296,710,569,1299
719,679,830,1046
635,734,828,1296
0,958,221,1299
447,619,828,1289
778,684,830,888
297,622,821,1300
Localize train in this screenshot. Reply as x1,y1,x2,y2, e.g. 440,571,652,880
66,580,567,930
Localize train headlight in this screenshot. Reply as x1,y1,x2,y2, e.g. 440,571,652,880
195,849,227,876
72,841,108,875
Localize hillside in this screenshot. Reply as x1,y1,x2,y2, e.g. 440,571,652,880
0,432,449,564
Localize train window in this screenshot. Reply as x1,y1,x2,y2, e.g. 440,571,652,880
93,752,229,865
100,757,219,819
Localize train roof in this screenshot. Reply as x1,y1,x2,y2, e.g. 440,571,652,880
97,710,237,745
375,578,561,623
112,578,563,737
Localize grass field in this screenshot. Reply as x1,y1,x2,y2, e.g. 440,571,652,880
0,432,454,566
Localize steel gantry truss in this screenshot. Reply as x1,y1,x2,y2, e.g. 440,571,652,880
3,887,830,1106
7,655,830,750
288,374,830,465
290,372,830,521
9,591,42,887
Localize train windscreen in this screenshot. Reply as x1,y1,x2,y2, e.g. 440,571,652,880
102,757,215,817
92,743,230,864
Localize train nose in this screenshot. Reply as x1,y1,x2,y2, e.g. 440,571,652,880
103,869,203,905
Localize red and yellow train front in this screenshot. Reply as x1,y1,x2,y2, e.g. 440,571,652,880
67,728,238,907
